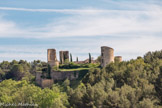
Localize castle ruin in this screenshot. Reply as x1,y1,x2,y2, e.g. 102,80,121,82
36,70,79,88
59,51,69,64
51,71,79,81
47,49,59,67
115,56,122,63
36,46,123,88
101,46,114,67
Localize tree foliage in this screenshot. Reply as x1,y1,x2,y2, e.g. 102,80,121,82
89,53,91,63
68,51,162,107
0,79,69,108
0,50,162,107
70,53,73,62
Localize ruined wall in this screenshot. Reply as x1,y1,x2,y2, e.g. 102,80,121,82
36,72,53,88
101,46,114,67
36,70,79,88
36,72,42,86
47,49,59,67
59,51,69,64
51,71,79,81
41,79,53,88
115,56,122,63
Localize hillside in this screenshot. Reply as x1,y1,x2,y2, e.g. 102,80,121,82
0,50,162,108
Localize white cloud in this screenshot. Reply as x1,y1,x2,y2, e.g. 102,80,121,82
0,5,162,61
0,7,121,14
0,5,162,38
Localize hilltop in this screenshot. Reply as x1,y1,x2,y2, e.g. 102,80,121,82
0,50,162,108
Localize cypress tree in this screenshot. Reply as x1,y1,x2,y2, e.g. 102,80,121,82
89,53,91,63
47,64,51,79
76,57,78,62
70,53,73,62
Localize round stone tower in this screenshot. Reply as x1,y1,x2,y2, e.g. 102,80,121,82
114,56,122,63
47,49,59,68
101,46,114,67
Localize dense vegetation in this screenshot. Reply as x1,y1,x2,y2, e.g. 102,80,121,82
0,50,162,108
0,80,69,107
0,60,47,81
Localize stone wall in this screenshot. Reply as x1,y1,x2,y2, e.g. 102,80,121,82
36,72,42,86
51,70,79,81
36,72,53,88
41,79,53,88
36,70,79,88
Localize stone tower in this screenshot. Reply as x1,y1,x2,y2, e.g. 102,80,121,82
59,51,69,64
101,46,114,67
47,49,59,67
115,56,122,63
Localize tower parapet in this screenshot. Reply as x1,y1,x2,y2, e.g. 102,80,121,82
101,46,114,67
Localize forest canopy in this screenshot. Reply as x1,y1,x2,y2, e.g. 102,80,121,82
0,50,162,108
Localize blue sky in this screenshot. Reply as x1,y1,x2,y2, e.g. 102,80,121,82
0,0,162,62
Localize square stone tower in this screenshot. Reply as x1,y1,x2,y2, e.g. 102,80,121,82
47,49,59,67
101,46,114,67
59,51,69,64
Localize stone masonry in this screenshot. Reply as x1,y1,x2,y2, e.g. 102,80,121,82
36,46,121,88
35,72,53,88
101,46,114,67
115,56,122,62
50,70,79,81
47,49,59,68
59,51,69,64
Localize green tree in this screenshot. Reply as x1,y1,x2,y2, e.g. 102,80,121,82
76,57,79,62
69,83,86,108
10,60,18,67
0,79,69,108
138,98,155,108
62,79,70,91
63,79,70,87
0,68,5,80
70,53,73,62
64,59,69,64
10,64,25,80
46,64,51,79
96,56,101,64
89,53,91,63
155,67,162,104
0,61,10,70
